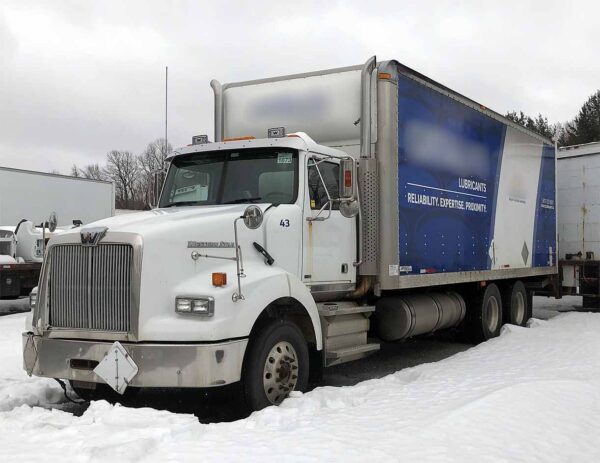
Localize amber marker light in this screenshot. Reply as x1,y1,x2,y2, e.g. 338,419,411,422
223,136,255,142
212,272,227,287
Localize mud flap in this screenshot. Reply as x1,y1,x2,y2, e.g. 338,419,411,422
23,333,38,376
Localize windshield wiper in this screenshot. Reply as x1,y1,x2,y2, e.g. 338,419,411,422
222,197,262,204
162,201,202,208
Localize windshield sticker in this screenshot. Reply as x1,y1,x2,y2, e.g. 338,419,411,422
277,153,292,164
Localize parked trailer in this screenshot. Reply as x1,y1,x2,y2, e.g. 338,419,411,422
557,141,600,309
0,167,114,299
23,57,557,411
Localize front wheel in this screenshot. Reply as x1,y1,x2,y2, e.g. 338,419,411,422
242,319,309,412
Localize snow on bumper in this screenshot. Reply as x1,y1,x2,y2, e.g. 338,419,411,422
22,332,248,388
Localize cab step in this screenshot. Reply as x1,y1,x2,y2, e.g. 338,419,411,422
326,343,381,361
317,302,380,367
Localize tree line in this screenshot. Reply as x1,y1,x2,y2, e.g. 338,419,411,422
506,89,600,145
70,138,171,210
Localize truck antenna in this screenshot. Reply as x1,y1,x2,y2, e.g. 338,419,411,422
165,65,168,156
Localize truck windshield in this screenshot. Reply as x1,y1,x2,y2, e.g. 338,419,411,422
159,148,298,208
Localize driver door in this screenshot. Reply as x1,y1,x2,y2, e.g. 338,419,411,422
302,157,356,292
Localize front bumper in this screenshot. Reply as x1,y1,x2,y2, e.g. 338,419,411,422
22,332,248,388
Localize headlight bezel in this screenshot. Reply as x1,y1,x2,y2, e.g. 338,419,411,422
175,296,215,316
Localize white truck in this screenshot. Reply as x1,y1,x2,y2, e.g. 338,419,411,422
23,57,557,411
556,141,600,308
0,167,114,299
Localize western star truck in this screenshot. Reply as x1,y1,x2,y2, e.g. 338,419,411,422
0,167,115,299
556,141,600,308
23,57,557,411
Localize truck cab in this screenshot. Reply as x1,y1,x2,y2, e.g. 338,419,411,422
23,131,373,411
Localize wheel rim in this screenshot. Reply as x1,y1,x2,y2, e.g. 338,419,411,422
485,295,500,332
514,291,525,325
263,341,299,405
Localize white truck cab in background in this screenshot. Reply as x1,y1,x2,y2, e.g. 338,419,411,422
23,57,557,411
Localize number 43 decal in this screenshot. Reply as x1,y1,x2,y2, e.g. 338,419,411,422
279,219,290,227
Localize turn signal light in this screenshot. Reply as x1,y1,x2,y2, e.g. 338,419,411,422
378,72,392,80
212,272,227,287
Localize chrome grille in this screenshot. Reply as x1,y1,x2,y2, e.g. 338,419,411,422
49,244,133,332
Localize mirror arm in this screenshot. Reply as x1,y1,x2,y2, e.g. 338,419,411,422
232,216,245,302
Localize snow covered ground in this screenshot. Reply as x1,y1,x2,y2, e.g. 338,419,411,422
1,298,599,462
0,296,29,315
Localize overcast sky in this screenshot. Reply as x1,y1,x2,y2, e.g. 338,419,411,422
1,0,598,173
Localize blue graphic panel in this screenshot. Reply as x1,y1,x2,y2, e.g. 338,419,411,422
532,144,556,267
398,75,506,274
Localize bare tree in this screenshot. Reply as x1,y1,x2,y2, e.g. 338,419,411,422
104,150,139,209
70,164,80,177
80,163,106,181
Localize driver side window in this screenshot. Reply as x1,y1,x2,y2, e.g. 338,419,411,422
307,160,339,210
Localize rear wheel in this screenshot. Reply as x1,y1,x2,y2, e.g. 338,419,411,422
503,280,530,326
242,319,309,412
466,283,503,343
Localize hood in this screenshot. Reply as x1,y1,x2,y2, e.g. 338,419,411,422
59,205,257,240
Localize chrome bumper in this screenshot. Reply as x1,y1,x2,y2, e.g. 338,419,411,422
22,332,248,388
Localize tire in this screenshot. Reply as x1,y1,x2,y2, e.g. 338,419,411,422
69,381,139,403
242,319,309,412
466,283,503,343
502,280,531,326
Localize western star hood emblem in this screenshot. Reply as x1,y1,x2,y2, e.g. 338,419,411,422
81,226,108,246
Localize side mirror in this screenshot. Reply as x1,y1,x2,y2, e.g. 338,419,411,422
340,199,359,218
243,205,263,229
151,166,167,209
47,212,57,232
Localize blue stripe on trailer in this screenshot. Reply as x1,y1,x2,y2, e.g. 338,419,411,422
397,74,506,274
532,144,557,267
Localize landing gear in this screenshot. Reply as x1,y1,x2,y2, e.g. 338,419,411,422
242,320,309,411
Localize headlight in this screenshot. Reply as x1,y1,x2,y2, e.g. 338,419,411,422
29,287,38,310
175,296,214,316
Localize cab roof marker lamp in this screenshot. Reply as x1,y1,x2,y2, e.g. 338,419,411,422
191,135,210,145
268,127,286,138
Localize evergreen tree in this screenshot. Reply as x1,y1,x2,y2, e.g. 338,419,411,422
561,90,600,145
505,110,557,140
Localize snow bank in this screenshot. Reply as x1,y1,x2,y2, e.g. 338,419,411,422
1,311,600,462
0,314,63,411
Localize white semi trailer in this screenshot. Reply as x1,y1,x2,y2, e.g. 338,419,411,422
23,57,557,411
556,141,600,308
0,167,114,298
